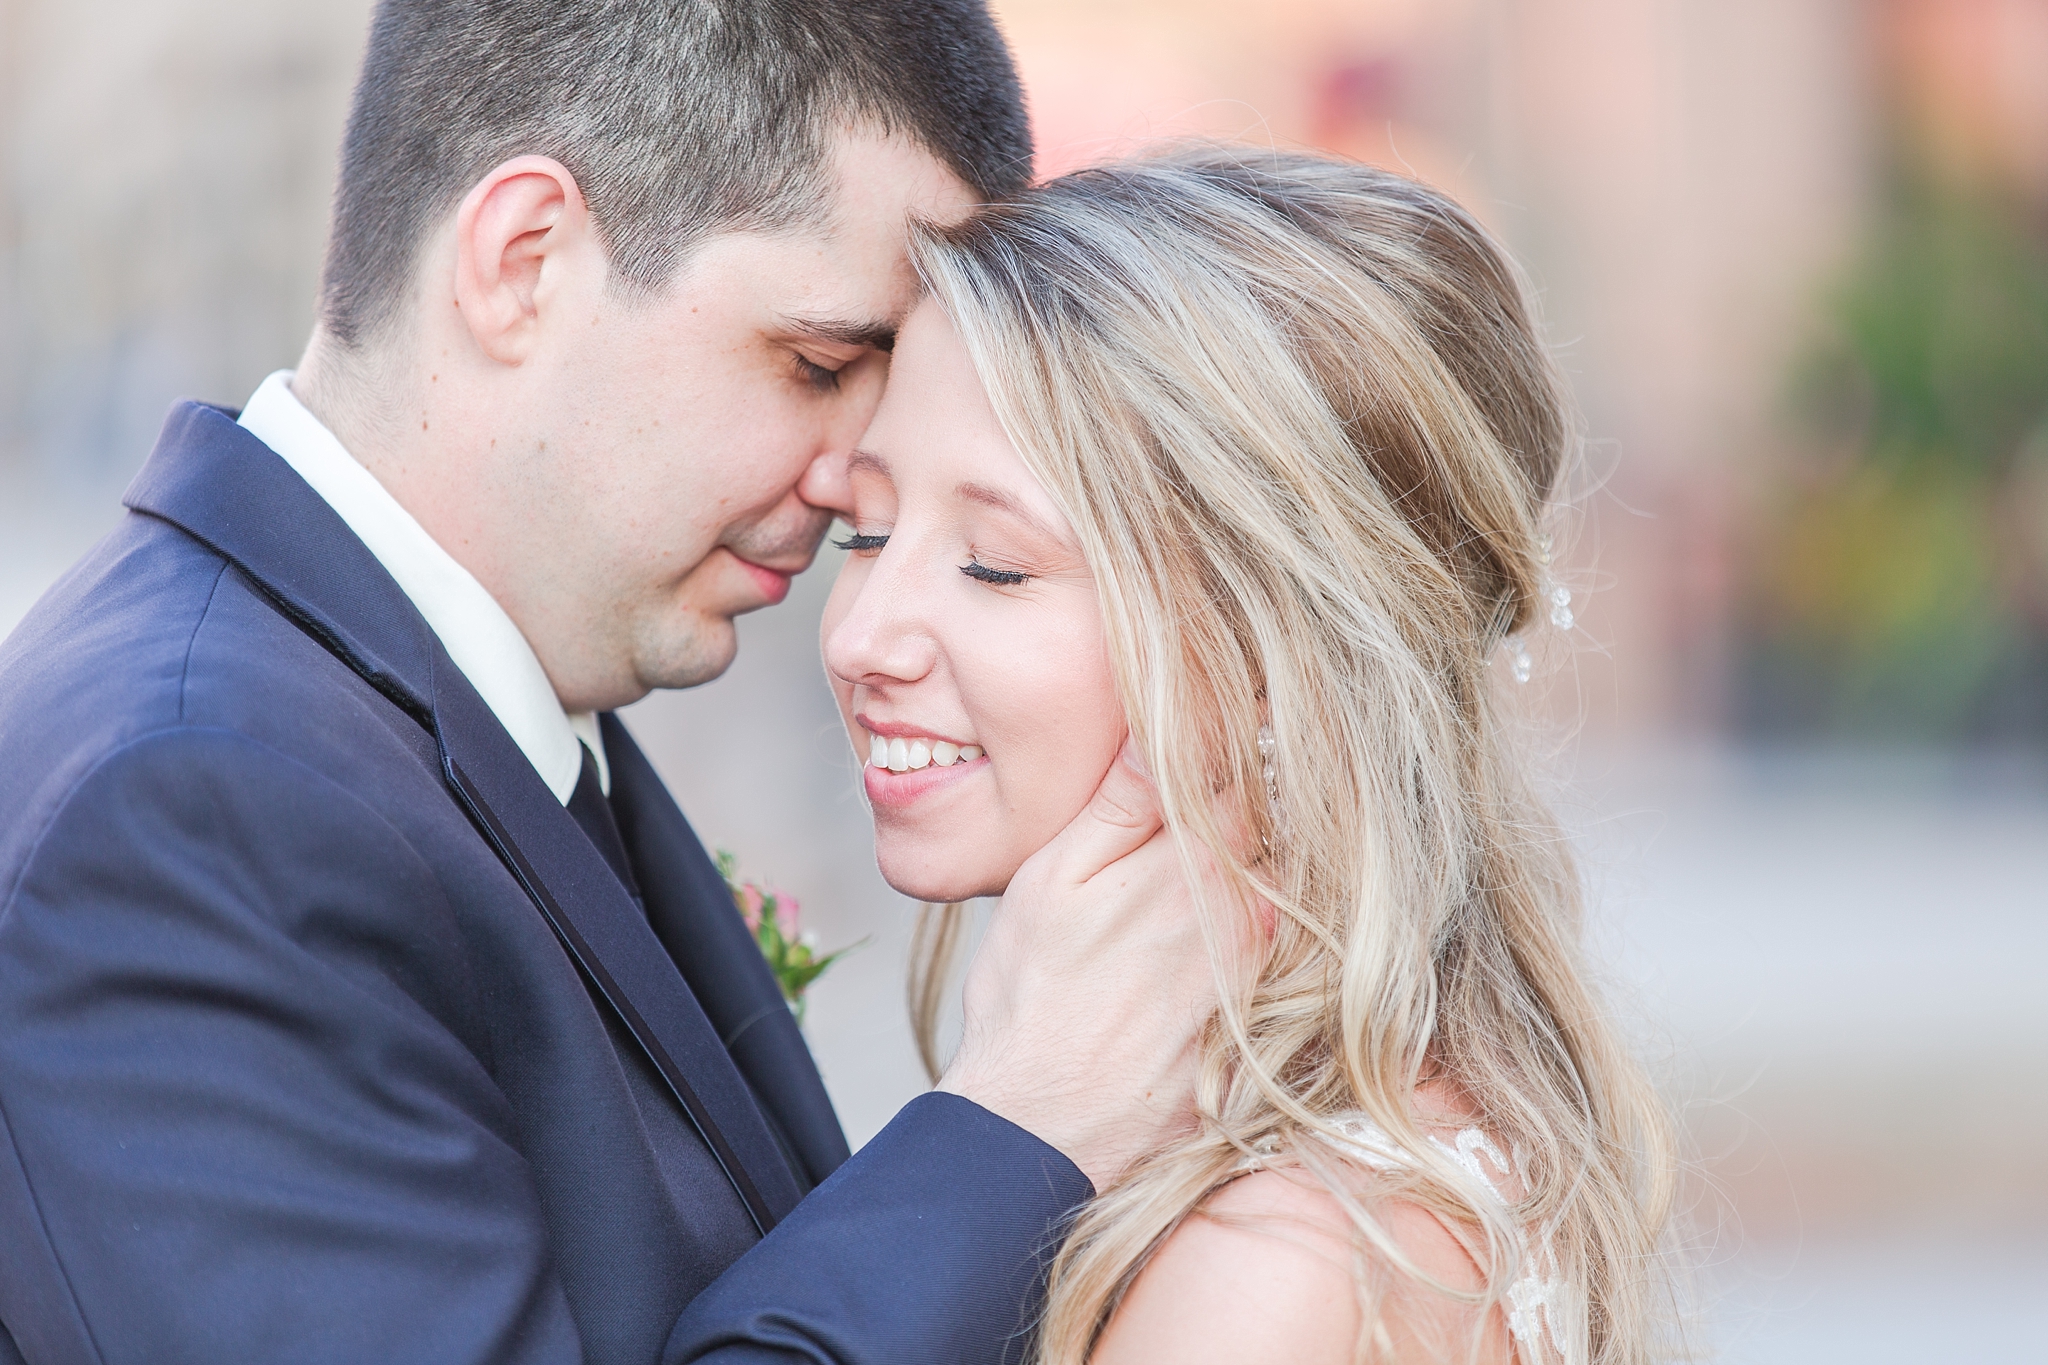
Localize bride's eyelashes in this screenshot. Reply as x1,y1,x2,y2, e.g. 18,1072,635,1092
833,531,889,553
960,558,1029,586
829,529,1031,586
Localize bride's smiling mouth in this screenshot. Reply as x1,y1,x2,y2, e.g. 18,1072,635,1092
856,715,987,807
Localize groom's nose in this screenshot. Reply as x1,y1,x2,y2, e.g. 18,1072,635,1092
797,447,855,518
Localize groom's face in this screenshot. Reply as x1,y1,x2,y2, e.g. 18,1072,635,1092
493,132,977,712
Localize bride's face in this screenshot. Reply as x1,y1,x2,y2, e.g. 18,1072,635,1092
821,301,1125,902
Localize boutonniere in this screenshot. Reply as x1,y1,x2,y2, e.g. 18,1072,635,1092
717,849,866,1025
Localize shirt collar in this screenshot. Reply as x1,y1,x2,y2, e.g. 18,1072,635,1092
237,370,606,802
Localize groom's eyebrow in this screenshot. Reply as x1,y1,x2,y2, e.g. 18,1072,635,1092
778,314,898,353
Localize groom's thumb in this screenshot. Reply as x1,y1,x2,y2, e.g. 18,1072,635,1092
1047,739,1163,884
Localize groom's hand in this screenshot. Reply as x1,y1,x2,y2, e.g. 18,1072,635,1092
938,741,1222,1191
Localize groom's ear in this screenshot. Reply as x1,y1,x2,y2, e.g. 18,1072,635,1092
451,156,600,365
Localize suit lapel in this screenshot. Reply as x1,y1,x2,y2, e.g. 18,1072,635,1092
122,403,440,726
433,681,803,1231
603,716,851,1189
124,402,804,1233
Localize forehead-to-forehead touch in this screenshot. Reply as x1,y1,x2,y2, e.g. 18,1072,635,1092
319,0,1031,348
672,133,978,355
824,127,984,243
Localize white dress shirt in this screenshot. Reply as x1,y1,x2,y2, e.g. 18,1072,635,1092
238,370,607,803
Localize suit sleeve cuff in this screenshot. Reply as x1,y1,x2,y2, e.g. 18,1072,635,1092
666,1091,1093,1365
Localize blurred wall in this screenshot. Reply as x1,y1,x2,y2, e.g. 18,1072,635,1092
0,0,374,625
0,0,369,484
996,0,1875,738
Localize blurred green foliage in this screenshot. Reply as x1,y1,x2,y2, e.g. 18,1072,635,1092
1747,175,2048,740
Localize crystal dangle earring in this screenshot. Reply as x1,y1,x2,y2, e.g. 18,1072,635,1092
1256,722,1283,849
1257,724,1279,806
1539,535,1574,631
1549,586,1574,631
1504,636,1533,684
1498,534,1568,684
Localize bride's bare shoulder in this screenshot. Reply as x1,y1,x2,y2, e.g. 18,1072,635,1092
1090,1161,1512,1365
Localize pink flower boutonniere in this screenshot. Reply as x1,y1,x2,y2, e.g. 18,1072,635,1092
716,849,866,1025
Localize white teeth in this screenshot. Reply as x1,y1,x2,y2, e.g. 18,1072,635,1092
865,730,982,771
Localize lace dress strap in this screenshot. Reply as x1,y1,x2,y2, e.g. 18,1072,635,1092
1240,1115,1583,1365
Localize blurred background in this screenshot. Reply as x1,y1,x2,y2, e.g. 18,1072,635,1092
2,0,2044,1358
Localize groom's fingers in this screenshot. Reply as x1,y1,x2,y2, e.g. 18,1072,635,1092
948,739,1222,1189
1038,739,1164,887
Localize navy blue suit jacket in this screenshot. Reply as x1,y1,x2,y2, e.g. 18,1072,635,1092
0,405,1090,1365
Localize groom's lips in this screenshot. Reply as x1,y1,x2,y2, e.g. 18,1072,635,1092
729,552,794,605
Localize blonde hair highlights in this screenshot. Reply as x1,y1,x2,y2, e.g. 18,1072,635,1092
911,147,1677,1365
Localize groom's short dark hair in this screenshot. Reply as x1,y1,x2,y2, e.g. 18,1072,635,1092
319,0,1032,347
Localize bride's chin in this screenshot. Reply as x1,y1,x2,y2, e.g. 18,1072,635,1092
874,844,1011,905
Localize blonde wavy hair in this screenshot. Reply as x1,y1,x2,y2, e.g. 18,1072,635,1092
905,146,1677,1365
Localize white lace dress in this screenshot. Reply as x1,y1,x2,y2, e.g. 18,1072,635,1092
1240,1116,1582,1365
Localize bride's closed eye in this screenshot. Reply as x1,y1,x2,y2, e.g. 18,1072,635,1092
961,558,1029,586
833,532,890,552
830,531,1032,586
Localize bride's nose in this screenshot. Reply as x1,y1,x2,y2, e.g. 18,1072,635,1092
823,547,941,689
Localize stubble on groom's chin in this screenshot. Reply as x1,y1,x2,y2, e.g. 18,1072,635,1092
627,608,741,694
622,506,830,694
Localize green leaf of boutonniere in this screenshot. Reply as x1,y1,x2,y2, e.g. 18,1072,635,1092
718,849,868,1026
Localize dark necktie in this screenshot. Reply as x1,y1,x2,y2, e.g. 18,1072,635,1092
567,736,813,1188
566,741,641,903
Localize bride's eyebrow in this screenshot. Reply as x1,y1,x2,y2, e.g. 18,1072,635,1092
956,480,1066,544
848,449,891,477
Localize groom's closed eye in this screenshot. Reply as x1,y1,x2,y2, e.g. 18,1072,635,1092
777,316,897,397
795,355,846,392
